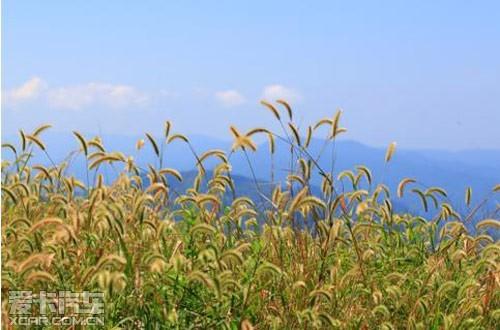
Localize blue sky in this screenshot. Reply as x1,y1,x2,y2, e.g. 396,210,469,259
2,1,500,150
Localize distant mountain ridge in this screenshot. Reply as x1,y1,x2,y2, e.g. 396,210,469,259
2,131,499,216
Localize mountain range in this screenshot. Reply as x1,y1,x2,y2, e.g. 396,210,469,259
2,131,499,219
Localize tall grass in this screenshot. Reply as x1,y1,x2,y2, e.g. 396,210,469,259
1,101,499,329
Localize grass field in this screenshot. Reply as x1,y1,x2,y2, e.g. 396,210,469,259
2,101,499,329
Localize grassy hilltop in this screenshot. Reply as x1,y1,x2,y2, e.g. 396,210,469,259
2,101,499,329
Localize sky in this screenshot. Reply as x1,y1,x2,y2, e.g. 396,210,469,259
2,0,500,150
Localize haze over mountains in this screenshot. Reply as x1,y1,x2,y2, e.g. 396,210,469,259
3,131,499,218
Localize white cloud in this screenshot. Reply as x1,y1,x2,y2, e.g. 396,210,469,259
3,78,150,110
262,84,302,103
2,77,47,105
215,90,246,107
47,82,149,110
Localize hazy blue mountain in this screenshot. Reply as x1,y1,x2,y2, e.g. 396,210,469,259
2,131,499,218
226,138,499,216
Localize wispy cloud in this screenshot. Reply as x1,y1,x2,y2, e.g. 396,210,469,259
262,84,302,103
2,77,47,106
3,79,302,112
47,83,149,110
2,77,150,110
214,90,246,107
